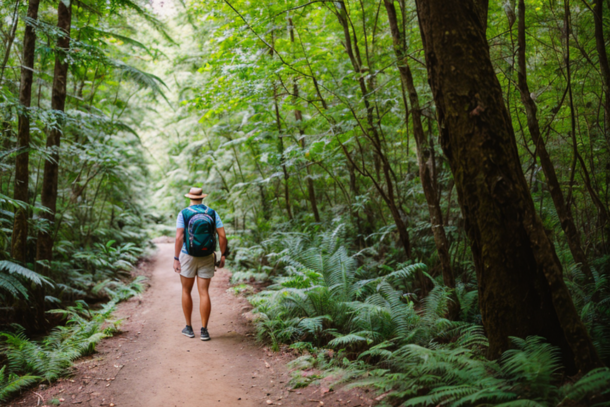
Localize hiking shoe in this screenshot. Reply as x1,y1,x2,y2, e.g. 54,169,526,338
182,325,195,338
200,327,210,341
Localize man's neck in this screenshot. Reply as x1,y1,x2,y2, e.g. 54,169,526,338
189,200,203,206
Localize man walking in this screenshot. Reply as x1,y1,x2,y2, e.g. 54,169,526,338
174,187,227,341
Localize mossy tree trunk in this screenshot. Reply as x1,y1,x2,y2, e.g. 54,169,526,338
415,0,603,373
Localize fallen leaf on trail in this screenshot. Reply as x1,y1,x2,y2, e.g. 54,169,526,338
264,360,271,368
266,400,273,405
321,387,330,395
59,398,65,402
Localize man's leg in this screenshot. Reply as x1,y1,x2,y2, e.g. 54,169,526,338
196,277,212,328
180,275,195,326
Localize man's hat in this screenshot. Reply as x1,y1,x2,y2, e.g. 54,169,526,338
185,187,207,200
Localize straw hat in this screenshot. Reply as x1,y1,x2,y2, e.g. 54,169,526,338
185,187,208,200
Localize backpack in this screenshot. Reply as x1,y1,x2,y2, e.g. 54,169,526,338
182,204,217,257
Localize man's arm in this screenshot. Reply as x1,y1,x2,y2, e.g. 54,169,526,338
217,227,227,268
174,228,184,273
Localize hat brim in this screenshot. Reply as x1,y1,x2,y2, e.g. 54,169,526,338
185,193,208,199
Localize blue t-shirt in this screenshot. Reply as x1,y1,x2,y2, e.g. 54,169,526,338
177,206,224,254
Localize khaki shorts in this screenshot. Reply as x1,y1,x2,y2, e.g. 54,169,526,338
179,252,215,279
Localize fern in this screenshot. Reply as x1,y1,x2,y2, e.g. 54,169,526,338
559,368,610,405
0,366,39,403
0,261,53,301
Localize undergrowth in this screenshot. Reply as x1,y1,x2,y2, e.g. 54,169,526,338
0,277,145,403
237,225,610,406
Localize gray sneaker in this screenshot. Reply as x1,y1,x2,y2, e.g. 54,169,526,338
200,327,210,341
182,325,195,338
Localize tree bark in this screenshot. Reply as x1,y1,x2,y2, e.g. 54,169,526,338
475,0,489,33
384,0,459,319
415,0,602,373
516,0,593,280
11,0,41,263
592,0,610,134
36,0,72,268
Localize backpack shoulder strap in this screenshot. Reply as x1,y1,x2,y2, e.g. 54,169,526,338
180,207,191,224
202,206,217,240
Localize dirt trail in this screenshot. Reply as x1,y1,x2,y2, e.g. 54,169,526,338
103,243,285,406
11,243,374,407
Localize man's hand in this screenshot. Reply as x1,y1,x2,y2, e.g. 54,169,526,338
174,259,181,274
218,255,226,269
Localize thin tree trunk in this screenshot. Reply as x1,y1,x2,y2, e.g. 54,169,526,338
11,0,42,263
592,0,610,134
516,0,593,279
335,0,411,257
384,0,459,319
36,0,72,268
415,0,602,373
289,18,320,222
0,0,20,83
273,83,293,220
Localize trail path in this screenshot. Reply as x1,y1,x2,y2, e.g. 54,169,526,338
12,243,373,407
102,243,288,406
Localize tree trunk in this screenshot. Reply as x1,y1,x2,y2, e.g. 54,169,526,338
36,0,72,269
289,18,320,223
415,0,602,373
516,0,593,280
0,0,20,83
384,0,459,319
334,0,411,257
593,0,610,134
272,83,293,220
11,0,41,263
475,0,489,33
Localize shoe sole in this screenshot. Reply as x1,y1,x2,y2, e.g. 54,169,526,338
183,333,195,338
200,337,211,341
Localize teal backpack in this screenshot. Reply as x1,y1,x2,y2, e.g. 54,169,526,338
182,204,217,257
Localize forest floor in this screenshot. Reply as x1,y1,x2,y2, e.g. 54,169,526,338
8,243,377,407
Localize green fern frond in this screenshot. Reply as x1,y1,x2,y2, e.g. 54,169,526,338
0,366,39,403
328,333,370,348
0,261,53,287
559,367,610,405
